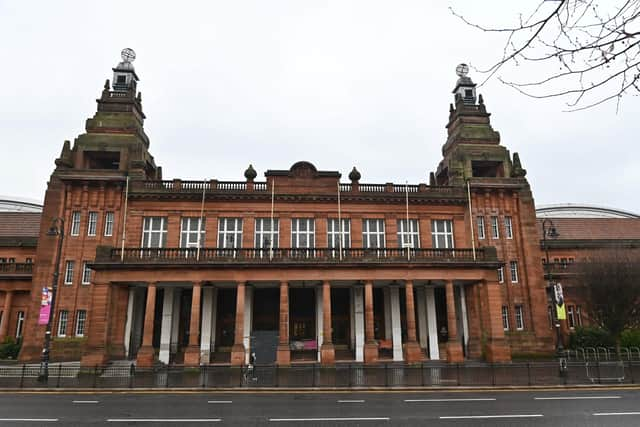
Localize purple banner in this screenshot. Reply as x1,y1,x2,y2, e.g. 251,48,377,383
38,287,52,325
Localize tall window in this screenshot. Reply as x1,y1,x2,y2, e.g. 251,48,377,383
431,220,454,248
397,219,420,248
497,267,504,284
501,306,510,331
510,260,519,283
180,217,206,248
327,219,351,249
70,211,81,236
57,310,68,337
362,219,386,248
217,218,243,248
291,218,315,248
75,310,87,337
15,311,24,338
87,211,98,236
504,216,513,239
82,261,91,285
64,261,75,285
515,305,525,330
567,305,576,329
104,212,114,236
576,306,583,327
141,217,168,248
477,216,485,240
255,218,280,248
491,216,500,239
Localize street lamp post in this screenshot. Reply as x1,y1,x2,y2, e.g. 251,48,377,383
37,217,65,383
541,218,567,373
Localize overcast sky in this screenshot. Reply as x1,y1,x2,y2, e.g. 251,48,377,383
1,1,638,214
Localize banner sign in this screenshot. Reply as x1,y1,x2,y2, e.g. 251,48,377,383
38,287,52,325
554,283,566,320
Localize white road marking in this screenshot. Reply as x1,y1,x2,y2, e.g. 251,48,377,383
0,419,59,422
73,400,99,404
338,399,365,403
107,419,221,423
405,398,496,402
269,417,390,422
594,412,640,416
440,414,543,419
536,396,621,400
208,400,232,404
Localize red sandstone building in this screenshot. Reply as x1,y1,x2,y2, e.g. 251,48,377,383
2,52,566,367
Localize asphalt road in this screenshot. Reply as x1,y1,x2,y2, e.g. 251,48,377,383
0,388,639,426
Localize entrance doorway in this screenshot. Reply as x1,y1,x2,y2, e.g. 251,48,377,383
252,288,279,364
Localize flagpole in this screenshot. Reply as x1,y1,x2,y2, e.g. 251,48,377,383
405,180,410,261
196,178,206,261
120,176,129,262
337,181,343,261
467,179,476,261
270,179,275,260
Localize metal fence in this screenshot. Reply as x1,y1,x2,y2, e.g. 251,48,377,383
1,361,639,389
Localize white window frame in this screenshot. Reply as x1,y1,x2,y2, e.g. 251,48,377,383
397,219,420,248
180,217,206,248
515,305,525,330
15,311,24,338
497,267,504,284
567,305,575,329
141,217,168,248
57,310,68,337
477,216,485,240
217,218,243,249
501,306,509,331
510,260,519,283
491,216,500,239
431,219,454,249
64,260,75,285
362,219,386,249
504,216,513,239
70,211,81,236
81,261,91,285
291,218,316,249
87,211,98,236
576,305,583,327
255,218,280,248
104,212,114,237
75,310,87,337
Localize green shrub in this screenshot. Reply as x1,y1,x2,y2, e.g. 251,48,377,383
568,326,615,349
0,337,21,359
620,329,640,348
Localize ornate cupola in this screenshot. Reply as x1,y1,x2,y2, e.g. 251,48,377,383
53,48,160,180
433,63,524,186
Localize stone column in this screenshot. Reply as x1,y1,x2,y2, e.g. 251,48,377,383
315,286,323,362
320,280,335,364
200,287,213,364
123,288,135,358
445,280,464,362
403,280,422,362
230,282,246,366
0,291,13,340
243,285,253,364
184,282,202,366
390,286,403,361
353,285,365,362
158,288,175,364
363,280,378,362
416,287,428,351
425,287,439,360
383,287,392,340
276,281,290,365
136,283,157,368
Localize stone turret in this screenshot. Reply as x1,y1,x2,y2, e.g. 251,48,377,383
434,64,517,186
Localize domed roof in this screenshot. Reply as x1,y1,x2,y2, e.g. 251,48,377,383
0,196,43,212
536,203,639,219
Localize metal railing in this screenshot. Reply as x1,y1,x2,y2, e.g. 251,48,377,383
103,247,493,264
1,361,638,389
